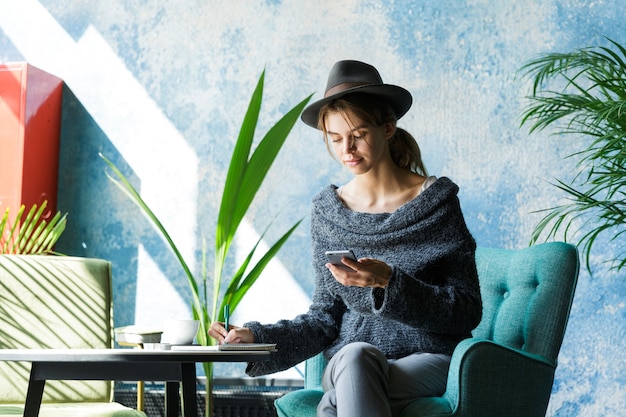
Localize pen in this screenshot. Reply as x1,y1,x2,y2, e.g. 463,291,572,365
223,304,230,337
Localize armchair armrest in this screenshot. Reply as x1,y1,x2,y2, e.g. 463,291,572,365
304,352,328,390
401,338,556,417
275,353,327,417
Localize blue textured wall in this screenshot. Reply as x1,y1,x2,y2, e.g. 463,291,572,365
1,1,625,415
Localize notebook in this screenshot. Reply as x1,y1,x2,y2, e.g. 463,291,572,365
170,343,277,352
218,343,277,351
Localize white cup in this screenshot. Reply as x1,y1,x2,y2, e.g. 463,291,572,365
162,319,200,345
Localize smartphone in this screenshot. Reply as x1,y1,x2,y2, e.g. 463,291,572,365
325,250,357,272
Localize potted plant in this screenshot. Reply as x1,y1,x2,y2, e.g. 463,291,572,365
519,37,626,273
101,69,311,417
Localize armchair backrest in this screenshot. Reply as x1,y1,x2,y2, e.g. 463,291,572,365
472,242,579,362
0,255,114,403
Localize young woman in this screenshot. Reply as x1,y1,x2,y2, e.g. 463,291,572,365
209,60,482,417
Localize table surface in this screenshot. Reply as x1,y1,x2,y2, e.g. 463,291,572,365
0,348,271,363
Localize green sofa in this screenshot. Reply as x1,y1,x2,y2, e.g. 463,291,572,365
274,242,580,417
0,255,145,417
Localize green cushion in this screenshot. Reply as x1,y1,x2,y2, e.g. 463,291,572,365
274,352,328,417
275,389,324,417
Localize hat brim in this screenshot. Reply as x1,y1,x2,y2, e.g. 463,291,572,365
301,84,412,129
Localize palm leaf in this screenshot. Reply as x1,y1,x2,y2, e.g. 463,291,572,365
216,84,312,268
211,82,312,318
36,211,68,254
230,96,313,237
0,201,67,255
216,71,264,267
99,153,204,316
1,205,25,253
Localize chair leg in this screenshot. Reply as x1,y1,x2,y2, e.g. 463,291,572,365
137,380,144,411
117,340,146,411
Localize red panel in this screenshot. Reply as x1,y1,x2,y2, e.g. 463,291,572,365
0,62,63,228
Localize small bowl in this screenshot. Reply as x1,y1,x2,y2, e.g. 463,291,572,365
162,319,200,345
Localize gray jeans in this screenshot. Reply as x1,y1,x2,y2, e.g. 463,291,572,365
318,342,451,417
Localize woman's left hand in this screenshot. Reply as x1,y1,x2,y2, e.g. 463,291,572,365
326,257,392,288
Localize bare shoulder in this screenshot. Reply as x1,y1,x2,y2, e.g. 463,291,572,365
418,175,438,194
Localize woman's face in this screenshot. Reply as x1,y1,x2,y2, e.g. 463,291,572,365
324,111,393,175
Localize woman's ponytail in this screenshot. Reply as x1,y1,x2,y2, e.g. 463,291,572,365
389,127,428,176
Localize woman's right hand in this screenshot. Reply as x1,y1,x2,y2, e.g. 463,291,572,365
208,321,255,345
326,257,392,288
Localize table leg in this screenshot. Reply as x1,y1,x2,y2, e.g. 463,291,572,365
165,381,179,417
24,365,45,417
180,363,197,417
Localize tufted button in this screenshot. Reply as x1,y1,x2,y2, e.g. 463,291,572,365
503,291,510,299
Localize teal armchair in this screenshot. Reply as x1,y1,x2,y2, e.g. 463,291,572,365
274,242,579,417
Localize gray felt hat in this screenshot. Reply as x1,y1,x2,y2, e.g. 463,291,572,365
301,60,413,129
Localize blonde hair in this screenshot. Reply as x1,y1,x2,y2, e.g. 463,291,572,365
318,93,427,176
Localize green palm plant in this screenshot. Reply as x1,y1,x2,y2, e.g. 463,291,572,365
101,69,311,416
519,37,626,273
1,201,67,254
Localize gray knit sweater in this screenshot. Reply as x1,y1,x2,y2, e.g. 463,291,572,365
245,177,481,377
